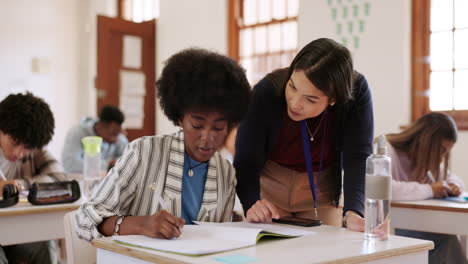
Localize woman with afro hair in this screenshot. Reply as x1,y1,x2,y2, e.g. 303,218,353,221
75,48,251,241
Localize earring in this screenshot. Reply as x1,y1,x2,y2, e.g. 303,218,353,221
330,102,335,106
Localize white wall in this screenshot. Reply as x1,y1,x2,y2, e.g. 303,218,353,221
298,0,411,136
298,0,468,183
0,0,82,159
156,0,228,135
154,0,468,183
78,0,117,119
154,0,411,137
451,133,468,183
2,0,467,183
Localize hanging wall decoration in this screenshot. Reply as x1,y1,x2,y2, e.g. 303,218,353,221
327,0,372,51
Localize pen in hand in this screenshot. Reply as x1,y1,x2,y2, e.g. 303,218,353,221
0,169,7,181
428,171,452,189
427,171,436,183
428,171,451,197
149,183,183,238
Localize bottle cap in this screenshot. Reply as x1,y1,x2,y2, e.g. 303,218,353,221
82,136,103,157
376,135,387,155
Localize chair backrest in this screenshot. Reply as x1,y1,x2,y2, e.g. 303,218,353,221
64,211,96,264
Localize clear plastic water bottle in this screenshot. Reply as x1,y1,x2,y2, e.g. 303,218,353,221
81,136,103,200
365,135,392,240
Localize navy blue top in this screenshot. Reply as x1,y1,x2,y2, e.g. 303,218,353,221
181,154,208,224
234,69,374,216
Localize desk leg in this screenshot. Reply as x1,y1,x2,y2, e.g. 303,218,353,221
460,235,467,257
58,239,66,264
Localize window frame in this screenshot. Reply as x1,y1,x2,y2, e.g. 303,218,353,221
412,0,468,129
228,0,298,83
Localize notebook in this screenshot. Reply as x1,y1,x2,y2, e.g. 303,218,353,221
112,221,314,256
437,195,468,203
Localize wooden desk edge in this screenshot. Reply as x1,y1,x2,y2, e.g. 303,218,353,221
92,239,191,264
0,204,80,216
391,202,468,213
93,238,433,264
322,241,434,264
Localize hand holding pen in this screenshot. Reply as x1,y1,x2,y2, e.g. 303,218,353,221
431,181,449,198
0,169,22,196
143,183,184,239
139,210,185,239
447,182,462,196
427,171,462,198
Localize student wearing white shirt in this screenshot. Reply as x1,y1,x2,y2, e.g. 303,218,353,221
387,112,466,264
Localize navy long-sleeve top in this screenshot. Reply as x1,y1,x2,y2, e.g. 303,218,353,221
233,68,374,216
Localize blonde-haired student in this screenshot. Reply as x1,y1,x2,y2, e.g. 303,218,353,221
387,112,467,264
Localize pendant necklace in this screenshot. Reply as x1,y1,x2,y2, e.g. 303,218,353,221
304,113,325,142
186,153,207,176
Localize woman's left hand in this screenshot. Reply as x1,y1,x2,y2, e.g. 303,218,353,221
448,183,462,196
344,211,365,232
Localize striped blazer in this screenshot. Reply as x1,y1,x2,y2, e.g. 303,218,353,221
75,131,237,241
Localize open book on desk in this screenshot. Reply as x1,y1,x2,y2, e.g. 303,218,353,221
113,221,314,256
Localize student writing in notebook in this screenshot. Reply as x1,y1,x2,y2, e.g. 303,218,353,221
387,112,467,264
234,38,373,230
75,48,251,241
0,93,65,264
62,105,128,173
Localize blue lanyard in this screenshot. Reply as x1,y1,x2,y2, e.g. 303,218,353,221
300,110,328,211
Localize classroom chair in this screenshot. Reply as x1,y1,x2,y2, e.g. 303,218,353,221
63,211,96,264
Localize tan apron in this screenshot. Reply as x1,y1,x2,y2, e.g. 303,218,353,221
260,160,342,226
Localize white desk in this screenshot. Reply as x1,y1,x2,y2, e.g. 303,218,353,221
0,201,80,246
391,199,468,235
92,225,433,264
391,198,468,256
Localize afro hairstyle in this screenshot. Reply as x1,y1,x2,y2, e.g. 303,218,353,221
99,105,125,125
0,92,55,149
157,48,251,128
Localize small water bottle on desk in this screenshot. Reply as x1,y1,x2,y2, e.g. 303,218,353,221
365,135,392,241
82,136,103,200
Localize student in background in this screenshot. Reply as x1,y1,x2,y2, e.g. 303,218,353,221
61,105,128,173
387,112,466,264
0,92,65,264
75,48,251,241
234,38,373,230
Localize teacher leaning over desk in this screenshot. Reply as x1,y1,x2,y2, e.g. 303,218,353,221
234,38,373,231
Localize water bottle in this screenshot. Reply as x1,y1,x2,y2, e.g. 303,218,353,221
82,136,103,200
365,135,392,240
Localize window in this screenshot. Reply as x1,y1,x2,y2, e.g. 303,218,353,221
228,0,299,85
119,0,159,22
412,0,468,128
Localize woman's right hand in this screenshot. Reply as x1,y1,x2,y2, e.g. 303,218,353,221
140,210,185,239
246,199,280,223
447,183,462,196
431,181,449,198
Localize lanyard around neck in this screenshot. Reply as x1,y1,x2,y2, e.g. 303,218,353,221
300,110,328,210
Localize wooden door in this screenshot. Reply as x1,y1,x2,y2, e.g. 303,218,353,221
96,15,155,141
